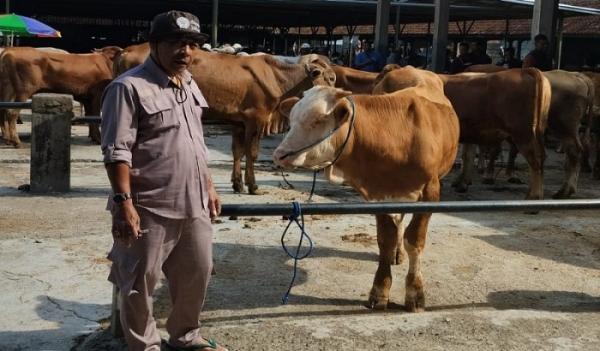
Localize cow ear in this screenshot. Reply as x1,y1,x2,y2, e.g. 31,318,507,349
278,97,300,118
332,97,352,124
309,66,323,79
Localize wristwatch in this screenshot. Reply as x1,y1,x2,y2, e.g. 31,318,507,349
112,192,132,204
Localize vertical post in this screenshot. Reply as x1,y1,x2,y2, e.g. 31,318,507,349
374,0,391,55
432,0,450,73
530,0,558,50
30,93,72,193
556,16,564,69
211,0,219,48
394,4,400,49
6,0,9,13
504,18,510,48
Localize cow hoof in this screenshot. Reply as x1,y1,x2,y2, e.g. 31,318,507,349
482,178,495,185
247,185,264,195
507,177,523,184
404,296,425,313
367,294,389,310
232,180,244,193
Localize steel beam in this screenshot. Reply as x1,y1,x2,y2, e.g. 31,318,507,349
432,0,450,72
374,0,390,55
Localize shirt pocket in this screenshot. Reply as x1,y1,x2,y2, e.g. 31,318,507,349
191,88,209,120
139,94,181,132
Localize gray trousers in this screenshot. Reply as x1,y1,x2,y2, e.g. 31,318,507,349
108,207,213,351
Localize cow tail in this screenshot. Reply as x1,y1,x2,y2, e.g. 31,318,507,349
530,68,551,139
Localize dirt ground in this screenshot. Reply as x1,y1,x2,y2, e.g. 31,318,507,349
1,123,599,351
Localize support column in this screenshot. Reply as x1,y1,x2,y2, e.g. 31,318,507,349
30,93,73,193
211,0,219,48
530,0,558,47
374,0,391,55
394,4,400,49
432,0,450,73
556,16,564,69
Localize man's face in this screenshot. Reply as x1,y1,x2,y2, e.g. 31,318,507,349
535,39,549,51
152,38,200,76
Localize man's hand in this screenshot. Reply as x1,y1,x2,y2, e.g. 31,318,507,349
112,201,144,247
208,184,221,220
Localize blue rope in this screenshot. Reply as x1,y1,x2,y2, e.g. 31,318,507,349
280,201,314,304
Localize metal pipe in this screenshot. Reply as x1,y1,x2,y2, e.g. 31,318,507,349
0,101,33,109
6,0,10,14
220,199,600,217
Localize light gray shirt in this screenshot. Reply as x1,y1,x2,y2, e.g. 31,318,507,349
101,57,210,219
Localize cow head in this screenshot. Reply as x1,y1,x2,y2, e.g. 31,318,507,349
300,54,336,87
93,46,123,61
274,86,353,170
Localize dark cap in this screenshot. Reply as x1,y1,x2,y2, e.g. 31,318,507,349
148,10,208,43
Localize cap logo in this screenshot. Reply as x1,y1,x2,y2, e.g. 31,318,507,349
189,20,200,33
176,17,190,29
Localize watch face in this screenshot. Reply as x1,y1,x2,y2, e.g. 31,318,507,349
113,193,130,203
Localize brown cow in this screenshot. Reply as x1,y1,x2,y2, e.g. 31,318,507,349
441,70,551,199
273,80,459,312
582,71,600,179
332,65,379,93
373,66,551,200
112,42,335,194
466,65,595,198
0,46,122,147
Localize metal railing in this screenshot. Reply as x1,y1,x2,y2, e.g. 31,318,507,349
220,199,600,217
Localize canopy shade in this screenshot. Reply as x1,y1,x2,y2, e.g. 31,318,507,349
0,13,61,37
8,0,599,27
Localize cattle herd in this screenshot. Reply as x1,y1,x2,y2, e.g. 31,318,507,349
1,43,599,311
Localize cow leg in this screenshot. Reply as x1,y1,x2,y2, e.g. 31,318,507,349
368,214,403,310
404,179,439,313
231,124,245,193
506,142,523,184
7,109,21,148
244,122,262,195
516,137,545,200
452,143,475,193
482,143,502,185
393,215,406,266
476,145,486,175
580,128,592,173
88,125,101,144
553,134,582,199
0,110,9,144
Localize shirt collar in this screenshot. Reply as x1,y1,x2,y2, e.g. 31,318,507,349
143,56,193,88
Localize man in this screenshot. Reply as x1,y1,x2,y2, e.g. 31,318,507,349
353,40,385,72
470,41,492,65
299,42,311,55
449,42,473,74
100,10,227,351
497,46,523,68
523,34,553,71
